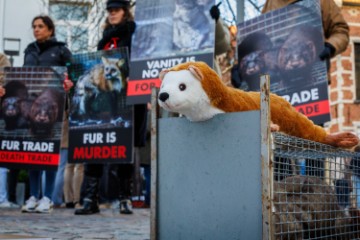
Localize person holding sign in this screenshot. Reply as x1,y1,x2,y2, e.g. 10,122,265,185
262,0,349,76
0,53,19,209
209,3,231,79
75,0,147,215
17,15,73,213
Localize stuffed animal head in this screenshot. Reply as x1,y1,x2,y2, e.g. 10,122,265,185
158,62,224,121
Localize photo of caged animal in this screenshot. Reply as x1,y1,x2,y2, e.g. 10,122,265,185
0,80,64,137
70,57,127,126
1,80,32,131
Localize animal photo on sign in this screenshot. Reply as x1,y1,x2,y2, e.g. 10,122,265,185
236,3,326,93
0,67,66,139
69,49,132,130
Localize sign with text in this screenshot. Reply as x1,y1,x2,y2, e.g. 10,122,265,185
0,67,67,170
127,0,215,104
236,0,330,124
68,48,133,164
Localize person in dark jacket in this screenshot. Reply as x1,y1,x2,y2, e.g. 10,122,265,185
350,145,360,208
75,0,147,215
17,15,73,213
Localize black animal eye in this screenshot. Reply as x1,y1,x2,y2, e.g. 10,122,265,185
179,83,186,91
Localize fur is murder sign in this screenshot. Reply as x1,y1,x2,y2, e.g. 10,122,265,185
0,67,66,170
127,0,216,104
68,48,133,164
236,0,330,124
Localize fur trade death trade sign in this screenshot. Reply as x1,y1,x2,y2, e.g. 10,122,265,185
67,48,133,164
0,67,67,170
127,0,215,104
236,0,330,124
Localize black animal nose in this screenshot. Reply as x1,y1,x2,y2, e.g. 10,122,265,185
158,92,169,102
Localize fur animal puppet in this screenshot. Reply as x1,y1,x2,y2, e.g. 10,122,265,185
158,61,359,148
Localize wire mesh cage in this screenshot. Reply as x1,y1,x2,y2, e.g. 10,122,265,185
272,132,360,240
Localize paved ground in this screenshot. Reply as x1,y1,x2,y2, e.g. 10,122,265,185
0,208,150,240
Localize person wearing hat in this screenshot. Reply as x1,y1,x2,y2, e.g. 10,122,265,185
75,0,148,215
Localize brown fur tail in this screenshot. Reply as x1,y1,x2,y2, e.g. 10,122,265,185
323,132,359,148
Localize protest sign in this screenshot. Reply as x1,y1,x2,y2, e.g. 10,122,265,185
236,0,329,123
68,48,133,164
0,67,66,170
127,0,216,104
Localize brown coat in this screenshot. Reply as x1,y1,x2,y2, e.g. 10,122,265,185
262,0,349,56
0,53,10,85
0,53,10,68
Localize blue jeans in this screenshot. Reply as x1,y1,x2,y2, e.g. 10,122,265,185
143,165,150,205
353,175,360,208
0,168,8,203
29,169,56,200
52,149,68,205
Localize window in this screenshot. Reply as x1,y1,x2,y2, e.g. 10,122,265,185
356,43,360,100
49,1,90,53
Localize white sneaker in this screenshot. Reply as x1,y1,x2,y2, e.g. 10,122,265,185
21,196,38,213
0,201,19,208
35,196,53,213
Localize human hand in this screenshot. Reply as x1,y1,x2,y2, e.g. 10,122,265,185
0,86,5,97
210,3,221,22
63,73,74,92
319,42,336,61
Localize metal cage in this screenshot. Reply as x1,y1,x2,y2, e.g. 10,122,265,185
272,132,360,240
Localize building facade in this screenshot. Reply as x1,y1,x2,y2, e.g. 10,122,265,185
328,0,360,138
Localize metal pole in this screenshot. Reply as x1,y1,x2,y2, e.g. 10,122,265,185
150,87,158,240
237,0,245,23
260,74,273,240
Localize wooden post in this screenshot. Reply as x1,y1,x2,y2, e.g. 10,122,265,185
150,87,158,240
260,74,273,240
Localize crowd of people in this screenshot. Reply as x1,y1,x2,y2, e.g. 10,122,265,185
0,0,231,215
0,0,358,217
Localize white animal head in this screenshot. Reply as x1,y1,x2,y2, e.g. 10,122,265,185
158,66,223,121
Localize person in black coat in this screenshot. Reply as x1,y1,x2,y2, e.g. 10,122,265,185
10,15,73,213
75,0,147,215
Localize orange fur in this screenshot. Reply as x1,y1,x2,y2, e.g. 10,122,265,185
166,62,358,148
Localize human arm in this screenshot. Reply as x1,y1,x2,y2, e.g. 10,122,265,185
215,18,231,56
320,0,349,57
63,73,74,92
0,86,5,97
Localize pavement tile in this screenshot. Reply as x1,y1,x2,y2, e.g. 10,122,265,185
0,208,150,240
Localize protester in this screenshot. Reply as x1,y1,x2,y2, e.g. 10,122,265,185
209,3,231,79
0,53,19,209
261,0,350,178
75,0,148,215
52,95,74,207
350,145,360,208
20,15,73,213
63,163,84,208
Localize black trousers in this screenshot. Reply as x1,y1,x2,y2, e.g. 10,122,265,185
84,163,133,201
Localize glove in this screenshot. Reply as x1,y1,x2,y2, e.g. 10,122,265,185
209,4,220,22
319,42,336,61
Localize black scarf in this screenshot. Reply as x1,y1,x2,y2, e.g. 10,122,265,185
97,21,135,50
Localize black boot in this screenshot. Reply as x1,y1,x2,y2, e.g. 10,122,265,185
119,178,133,214
120,199,133,214
74,177,100,215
